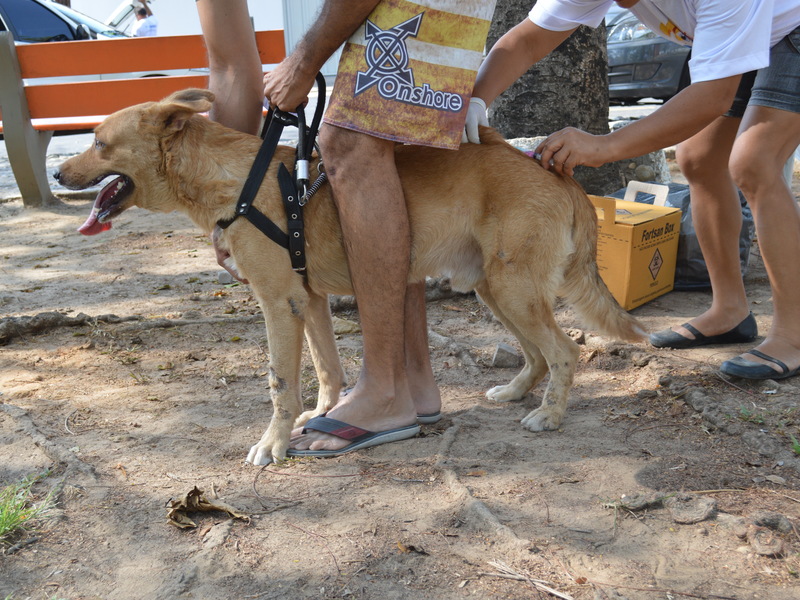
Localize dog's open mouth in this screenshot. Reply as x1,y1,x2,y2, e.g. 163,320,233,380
77,174,134,236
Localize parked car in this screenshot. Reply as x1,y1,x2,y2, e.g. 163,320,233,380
0,0,128,42
0,0,206,86
606,7,691,104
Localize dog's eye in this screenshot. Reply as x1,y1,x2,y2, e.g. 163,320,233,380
94,139,106,151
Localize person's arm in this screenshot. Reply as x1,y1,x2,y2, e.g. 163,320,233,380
462,18,573,143
263,0,381,111
197,0,263,282
196,0,263,135
140,0,153,18
535,74,742,176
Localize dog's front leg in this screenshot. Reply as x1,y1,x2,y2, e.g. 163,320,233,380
246,297,306,465
297,291,347,427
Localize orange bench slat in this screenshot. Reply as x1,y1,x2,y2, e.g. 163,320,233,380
15,30,285,79
24,75,210,119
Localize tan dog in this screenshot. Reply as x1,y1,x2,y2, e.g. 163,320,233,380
56,89,645,465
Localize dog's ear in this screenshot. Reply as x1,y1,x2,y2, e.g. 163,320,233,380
154,89,215,133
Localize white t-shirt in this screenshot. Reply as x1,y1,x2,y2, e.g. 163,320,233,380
132,15,158,37
529,0,800,82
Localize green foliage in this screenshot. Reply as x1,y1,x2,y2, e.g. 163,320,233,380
789,433,800,456
0,472,57,543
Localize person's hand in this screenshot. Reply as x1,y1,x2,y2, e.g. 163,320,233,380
262,58,314,112
462,97,488,144
534,127,608,176
211,225,248,284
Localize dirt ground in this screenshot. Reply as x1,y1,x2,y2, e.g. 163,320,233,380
1,157,800,600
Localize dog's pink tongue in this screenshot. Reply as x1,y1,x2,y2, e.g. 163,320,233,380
77,186,114,236
77,207,112,236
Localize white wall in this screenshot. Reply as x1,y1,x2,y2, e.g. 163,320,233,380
69,1,338,77
70,1,285,37
281,0,339,77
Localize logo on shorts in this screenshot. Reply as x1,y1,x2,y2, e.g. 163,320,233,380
355,13,464,113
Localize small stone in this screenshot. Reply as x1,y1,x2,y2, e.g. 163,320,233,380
634,164,656,181
332,316,361,335
750,511,792,534
218,270,235,284
566,328,585,344
716,513,748,538
665,494,717,524
492,343,522,368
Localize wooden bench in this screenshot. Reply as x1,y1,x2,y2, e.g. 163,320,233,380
0,30,285,207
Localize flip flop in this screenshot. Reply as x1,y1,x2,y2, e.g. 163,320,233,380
720,349,800,381
649,312,757,349
416,411,442,424
286,416,420,458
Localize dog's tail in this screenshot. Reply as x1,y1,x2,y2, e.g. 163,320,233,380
560,182,647,343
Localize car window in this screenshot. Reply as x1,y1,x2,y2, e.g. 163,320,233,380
50,3,128,39
0,0,74,43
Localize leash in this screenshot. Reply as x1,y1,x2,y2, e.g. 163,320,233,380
217,73,327,274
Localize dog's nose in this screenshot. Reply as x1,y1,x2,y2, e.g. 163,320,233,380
53,170,62,183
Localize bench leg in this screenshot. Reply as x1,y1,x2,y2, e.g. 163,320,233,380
3,127,57,207
0,31,58,208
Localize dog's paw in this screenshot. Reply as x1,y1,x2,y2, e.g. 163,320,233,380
295,408,325,429
520,407,564,432
486,384,524,403
246,444,278,466
245,425,290,465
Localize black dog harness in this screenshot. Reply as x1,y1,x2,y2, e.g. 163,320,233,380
216,73,327,274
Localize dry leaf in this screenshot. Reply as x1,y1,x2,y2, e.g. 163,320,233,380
166,486,249,529
466,470,487,477
397,541,428,555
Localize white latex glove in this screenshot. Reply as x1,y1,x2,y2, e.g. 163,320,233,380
461,97,488,144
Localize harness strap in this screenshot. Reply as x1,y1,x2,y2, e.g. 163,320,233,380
216,113,293,260
215,73,327,276
278,163,306,272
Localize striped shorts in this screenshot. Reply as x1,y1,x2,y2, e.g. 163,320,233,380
323,0,497,150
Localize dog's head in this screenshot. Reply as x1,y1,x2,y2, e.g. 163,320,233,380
55,89,214,235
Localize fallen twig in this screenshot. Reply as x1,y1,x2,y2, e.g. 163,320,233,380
4,536,41,555
483,560,574,600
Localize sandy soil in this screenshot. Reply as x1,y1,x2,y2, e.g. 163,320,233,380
1,159,799,600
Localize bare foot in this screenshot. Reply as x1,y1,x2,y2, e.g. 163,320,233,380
289,385,417,452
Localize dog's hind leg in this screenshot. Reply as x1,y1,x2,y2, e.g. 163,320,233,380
476,283,548,402
297,291,348,427
486,280,580,432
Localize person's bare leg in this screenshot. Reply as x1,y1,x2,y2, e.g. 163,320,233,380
729,106,800,373
290,126,418,451
336,282,442,416
670,116,751,338
404,281,441,417
196,0,263,135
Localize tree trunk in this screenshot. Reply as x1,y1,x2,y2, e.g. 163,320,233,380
487,1,623,194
